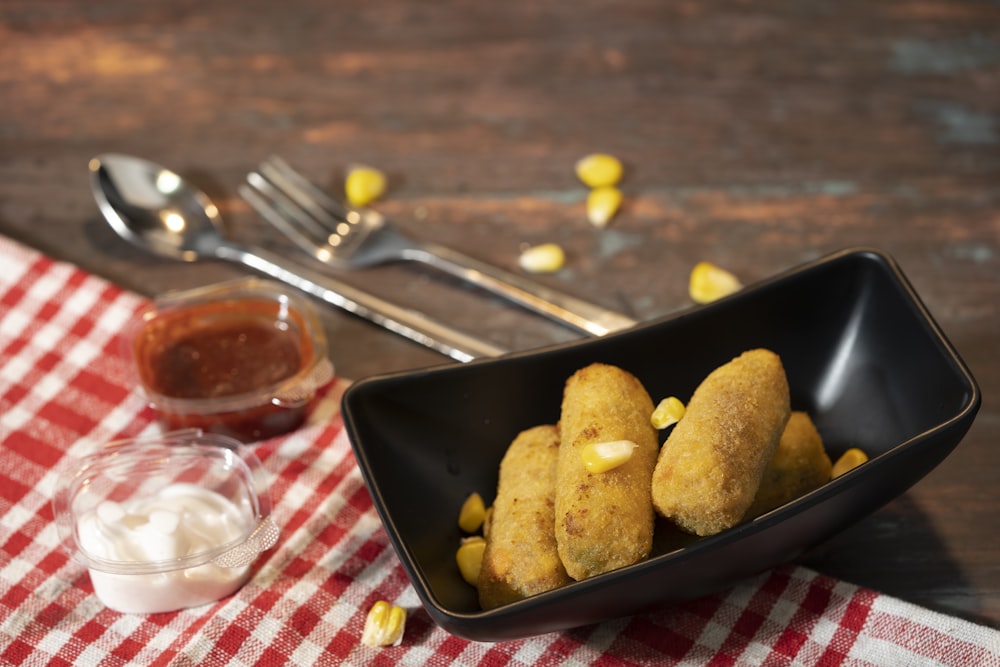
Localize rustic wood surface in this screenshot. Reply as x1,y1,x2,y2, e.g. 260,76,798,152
2,0,998,629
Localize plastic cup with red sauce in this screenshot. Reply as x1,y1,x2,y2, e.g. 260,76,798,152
127,278,334,442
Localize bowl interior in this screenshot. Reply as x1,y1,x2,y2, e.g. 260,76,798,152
342,248,979,639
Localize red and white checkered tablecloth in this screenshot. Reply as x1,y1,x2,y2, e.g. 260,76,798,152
1,235,998,666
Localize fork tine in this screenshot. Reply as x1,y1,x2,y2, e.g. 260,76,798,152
246,170,331,239
261,156,354,227
239,177,333,262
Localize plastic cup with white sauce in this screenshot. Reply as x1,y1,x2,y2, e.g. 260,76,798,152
52,429,279,614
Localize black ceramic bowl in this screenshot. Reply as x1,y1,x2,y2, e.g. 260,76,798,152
341,248,980,641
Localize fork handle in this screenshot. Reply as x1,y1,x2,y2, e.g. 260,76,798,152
411,243,638,337
215,244,508,362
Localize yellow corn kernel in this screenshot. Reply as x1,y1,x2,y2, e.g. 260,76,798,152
581,440,637,474
651,397,686,430
361,600,407,647
518,243,565,273
481,505,493,540
457,492,486,533
575,153,624,188
586,186,623,228
456,536,486,586
345,165,387,207
689,261,743,304
831,448,869,478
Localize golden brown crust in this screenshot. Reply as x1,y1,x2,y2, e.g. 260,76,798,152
745,411,832,519
555,363,658,580
478,425,571,609
651,349,791,536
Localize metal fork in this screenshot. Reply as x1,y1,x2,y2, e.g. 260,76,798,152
239,156,638,337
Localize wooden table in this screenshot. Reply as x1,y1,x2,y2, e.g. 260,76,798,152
2,0,998,630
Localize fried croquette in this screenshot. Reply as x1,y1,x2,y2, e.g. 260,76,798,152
745,411,832,519
652,348,791,536
555,363,659,580
478,425,570,609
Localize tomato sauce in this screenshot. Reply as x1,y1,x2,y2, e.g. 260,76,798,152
145,320,302,400
132,298,319,441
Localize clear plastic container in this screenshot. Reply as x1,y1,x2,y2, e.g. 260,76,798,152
52,430,279,614
127,278,334,442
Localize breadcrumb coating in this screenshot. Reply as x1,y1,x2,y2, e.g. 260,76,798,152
652,349,791,536
745,411,832,519
478,425,571,609
556,363,658,580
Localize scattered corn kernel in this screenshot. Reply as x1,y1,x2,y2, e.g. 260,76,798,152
345,165,387,207
586,186,623,228
581,440,637,474
651,397,686,430
832,448,869,478
689,261,743,304
361,600,407,647
518,243,565,273
575,153,624,188
457,492,487,533
456,536,486,586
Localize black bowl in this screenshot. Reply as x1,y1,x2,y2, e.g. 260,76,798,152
341,248,980,641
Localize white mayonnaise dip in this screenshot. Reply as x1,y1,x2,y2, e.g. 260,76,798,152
76,483,253,614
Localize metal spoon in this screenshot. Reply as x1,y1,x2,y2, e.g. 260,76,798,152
89,153,506,362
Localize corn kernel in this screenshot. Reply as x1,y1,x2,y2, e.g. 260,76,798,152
581,440,637,474
586,186,623,228
831,448,869,478
457,492,486,533
482,505,493,540
456,536,486,586
361,600,407,647
689,261,743,304
518,243,565,273
345,165,387,207
651,397,686,430
575,153,624,188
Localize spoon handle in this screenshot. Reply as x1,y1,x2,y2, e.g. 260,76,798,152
215,243,507,362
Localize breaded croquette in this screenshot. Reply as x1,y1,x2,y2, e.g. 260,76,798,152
478,425,570,609
652,349,790,536
555,363,659,580
745,411,833,519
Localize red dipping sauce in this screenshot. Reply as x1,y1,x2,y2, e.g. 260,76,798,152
130,279,333,442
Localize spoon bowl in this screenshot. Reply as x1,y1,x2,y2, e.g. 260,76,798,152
90,154,227,262
88,153,507,362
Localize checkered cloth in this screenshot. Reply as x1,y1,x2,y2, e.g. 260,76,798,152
1,235,997,667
